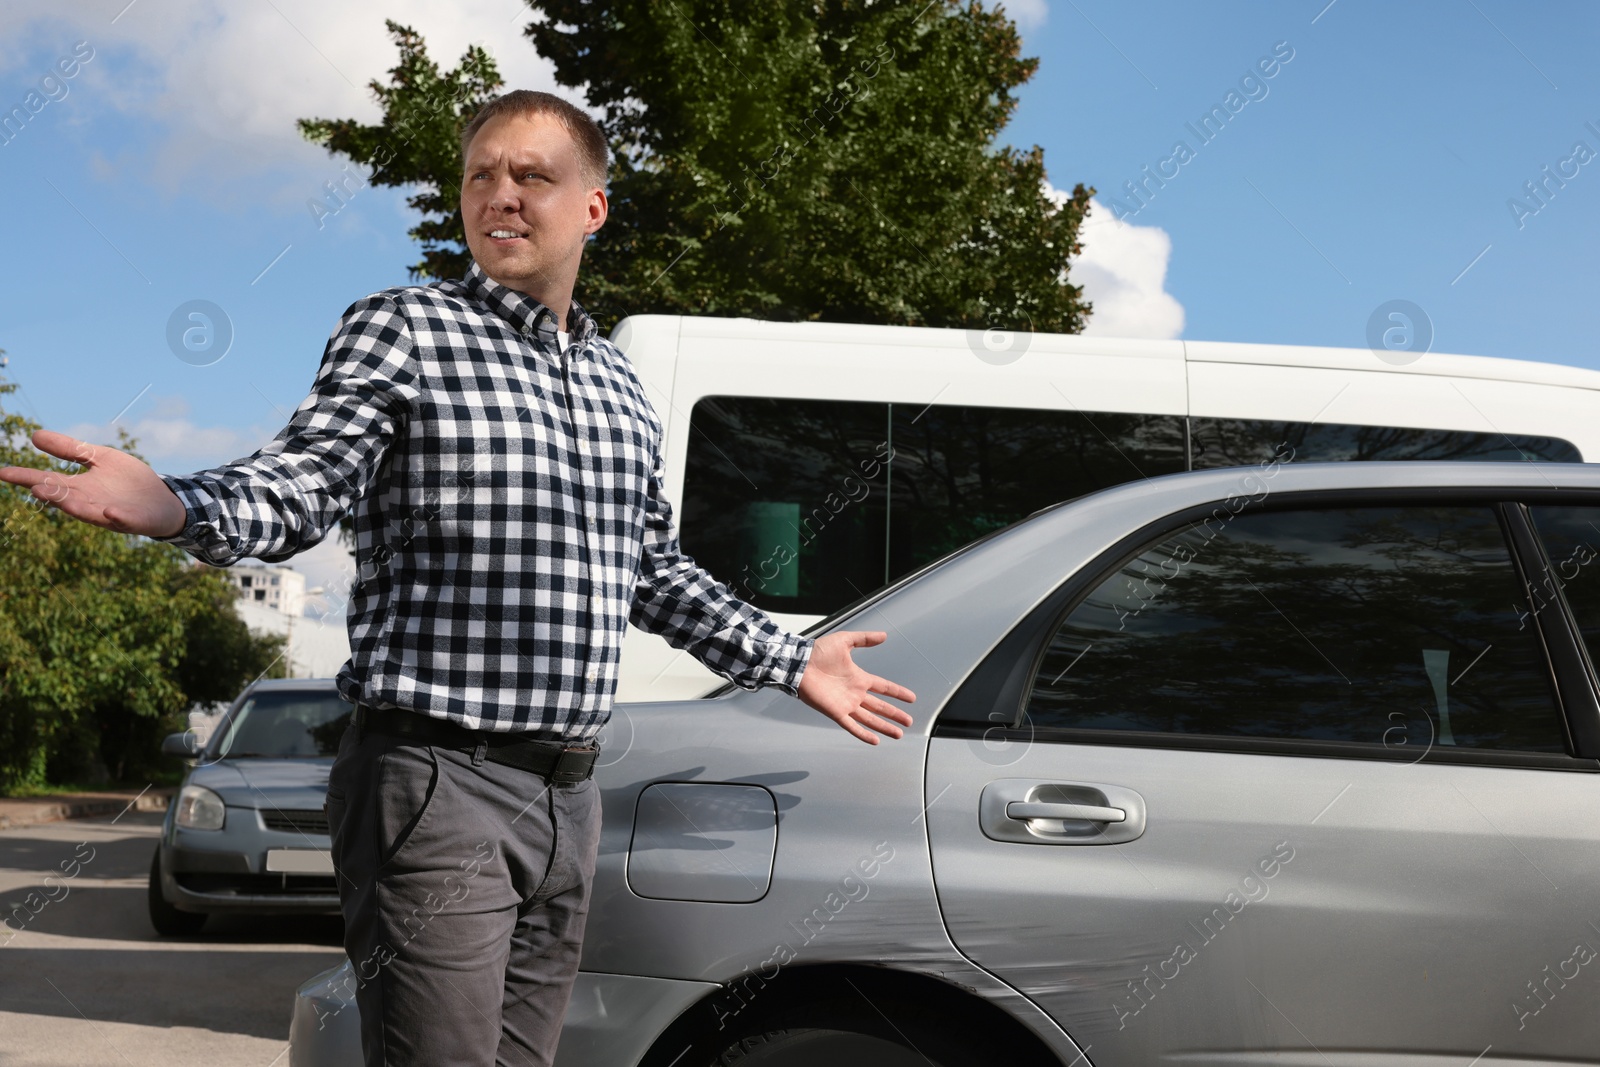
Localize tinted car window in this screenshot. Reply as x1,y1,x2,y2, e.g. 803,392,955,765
1191,418,1580,468
1027,505,1565,752
209,690,354,759
680,397,1186,615
1529,505,1600,671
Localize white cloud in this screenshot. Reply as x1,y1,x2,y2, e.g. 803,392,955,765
65,394,276,472
1061,192,1185,340
998,0,1049,31
0,0,568,191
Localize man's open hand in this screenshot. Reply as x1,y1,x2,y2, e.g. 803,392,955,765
0,430,188,538
796,631,916,745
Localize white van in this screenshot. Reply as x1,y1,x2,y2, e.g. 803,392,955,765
610,315,1600,701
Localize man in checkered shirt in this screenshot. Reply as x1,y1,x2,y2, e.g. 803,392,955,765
1,90,915,1066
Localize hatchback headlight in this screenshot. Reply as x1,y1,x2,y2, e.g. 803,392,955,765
175,785,226,830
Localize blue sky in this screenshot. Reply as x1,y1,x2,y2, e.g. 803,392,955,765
0,0,1596,595
1011,0,1600,361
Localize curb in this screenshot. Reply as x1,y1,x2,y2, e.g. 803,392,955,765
0,788,175,831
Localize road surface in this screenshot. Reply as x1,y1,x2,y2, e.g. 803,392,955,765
0,809,344,1067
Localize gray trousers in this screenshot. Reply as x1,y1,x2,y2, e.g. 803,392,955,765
326,722,602,1067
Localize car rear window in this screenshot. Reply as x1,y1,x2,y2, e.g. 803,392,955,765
1528,505,1600,674
208,690,354,759
1026,505,1566,753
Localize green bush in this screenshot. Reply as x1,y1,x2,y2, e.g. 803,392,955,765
0,370,285,791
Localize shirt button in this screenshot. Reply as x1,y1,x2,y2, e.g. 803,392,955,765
586,667,598,682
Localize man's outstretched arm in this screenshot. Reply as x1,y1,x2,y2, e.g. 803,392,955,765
0,294,419,565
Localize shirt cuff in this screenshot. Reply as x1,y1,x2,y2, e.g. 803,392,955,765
152,475,235,566
757,631,814,696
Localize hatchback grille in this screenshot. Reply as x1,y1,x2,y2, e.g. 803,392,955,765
262,809,329,835
175,873,337,897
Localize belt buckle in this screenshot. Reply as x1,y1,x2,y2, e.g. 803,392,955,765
551,746,594,785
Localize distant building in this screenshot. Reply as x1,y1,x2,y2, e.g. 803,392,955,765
218,564,306,616
202,562,349,679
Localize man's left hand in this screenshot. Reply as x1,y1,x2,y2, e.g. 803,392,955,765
796,631,916,745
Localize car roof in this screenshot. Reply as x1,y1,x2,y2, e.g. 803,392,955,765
1005,460,1600,554
1057,458,1600,513
243,678,342,693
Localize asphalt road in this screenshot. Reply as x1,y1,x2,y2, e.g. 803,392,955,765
0,810,345,1067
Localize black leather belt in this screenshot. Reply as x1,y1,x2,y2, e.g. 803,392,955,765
352,704,599,784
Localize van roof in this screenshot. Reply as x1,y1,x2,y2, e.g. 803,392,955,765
622,314,1600,392
1181,338,1600,391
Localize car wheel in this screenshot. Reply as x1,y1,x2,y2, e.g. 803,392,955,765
708,996,1003,1067
147,848,207,936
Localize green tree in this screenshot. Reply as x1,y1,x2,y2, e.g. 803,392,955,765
0,371,285,790
298,1,1093,334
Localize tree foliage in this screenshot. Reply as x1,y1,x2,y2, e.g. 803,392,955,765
0,371,284,790
298,1,1093,334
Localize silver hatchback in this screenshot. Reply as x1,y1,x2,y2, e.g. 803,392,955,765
151,678,352,935
291,461,1600,1065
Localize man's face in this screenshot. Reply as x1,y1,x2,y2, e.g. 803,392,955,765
461,111,606,303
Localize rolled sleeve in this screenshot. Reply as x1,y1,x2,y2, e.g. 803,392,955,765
752,629,814,695
151,478,231,564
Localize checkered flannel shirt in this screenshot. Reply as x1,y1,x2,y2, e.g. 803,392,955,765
156,261,813,739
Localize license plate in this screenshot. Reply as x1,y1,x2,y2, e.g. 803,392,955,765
265,849,333,874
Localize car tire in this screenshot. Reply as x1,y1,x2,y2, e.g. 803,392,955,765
147,848,207,937
707,995,1010,1067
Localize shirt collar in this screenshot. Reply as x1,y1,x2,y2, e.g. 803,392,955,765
462,260,599,360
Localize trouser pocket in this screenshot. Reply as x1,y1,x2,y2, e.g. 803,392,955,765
374,739,442,874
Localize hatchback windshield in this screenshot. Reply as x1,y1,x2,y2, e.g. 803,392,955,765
207,689,354,760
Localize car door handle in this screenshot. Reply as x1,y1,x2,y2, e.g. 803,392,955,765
1005,801,1126,823
978,781,1146,845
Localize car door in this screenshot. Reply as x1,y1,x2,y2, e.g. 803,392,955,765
926,493,1600,1066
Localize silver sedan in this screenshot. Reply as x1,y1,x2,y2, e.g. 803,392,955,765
150,678,350,935
291,461,1600,1065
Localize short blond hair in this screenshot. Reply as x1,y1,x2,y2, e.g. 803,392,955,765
459,90,609,189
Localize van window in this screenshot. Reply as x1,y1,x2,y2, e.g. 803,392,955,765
887,404,1187,583
1191,418,1580,468
681,400,1581,617
679,398,890,617
680,398,1187,615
